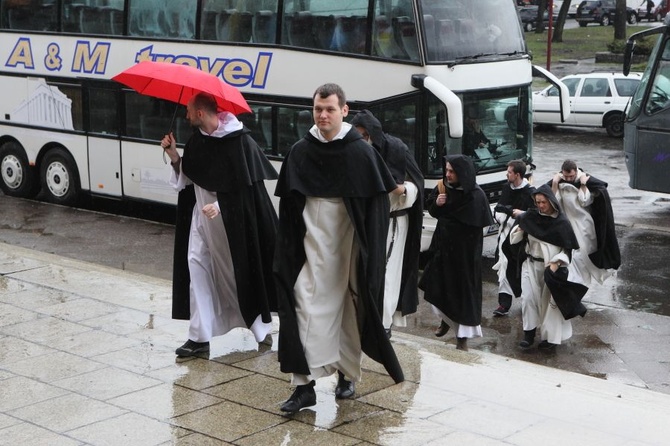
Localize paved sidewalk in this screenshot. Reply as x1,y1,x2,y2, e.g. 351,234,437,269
1,242,669,446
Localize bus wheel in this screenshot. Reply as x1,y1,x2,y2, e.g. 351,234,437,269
604,113,624,138
40,148,80,205
0,141,39,198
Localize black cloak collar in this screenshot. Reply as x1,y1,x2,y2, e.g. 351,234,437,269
275,126,397,198
517,184,579,250
182,127,277,192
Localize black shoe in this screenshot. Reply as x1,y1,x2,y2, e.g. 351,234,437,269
175,340,210,357
434,320,450,337
280,381,316,413
519,328,536,349
335,371,355,399
493,305,509,317
385,328,392,339
538,340,558,351
456,337,468,351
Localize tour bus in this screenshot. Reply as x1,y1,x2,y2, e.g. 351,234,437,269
0,0,568,248
623,17,670,194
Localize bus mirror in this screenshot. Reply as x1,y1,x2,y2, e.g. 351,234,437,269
623,40,634,76
411,74,463,138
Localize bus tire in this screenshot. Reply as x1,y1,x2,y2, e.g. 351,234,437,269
0,141,39,198
40,148,81,206
604,113,624,138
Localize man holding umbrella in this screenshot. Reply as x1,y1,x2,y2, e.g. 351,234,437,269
161,92,278,358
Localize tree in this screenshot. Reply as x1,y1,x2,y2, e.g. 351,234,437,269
614,0,627,40
552,0,572,42
535,0,548,33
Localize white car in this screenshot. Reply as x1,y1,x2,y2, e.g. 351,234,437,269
532,72,642,137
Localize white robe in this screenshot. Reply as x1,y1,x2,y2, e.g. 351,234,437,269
554,172,611,285
169,113,271,344
292,197,362,385
511,226,573,345
383,181,419,329
492,179,531,297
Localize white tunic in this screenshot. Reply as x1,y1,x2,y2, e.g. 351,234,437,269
169,113,271,344
511,225,573,344
492,179,531,297
292,197,362,384
383,181,419,329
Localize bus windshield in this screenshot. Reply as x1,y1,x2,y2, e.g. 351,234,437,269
420,0,526,62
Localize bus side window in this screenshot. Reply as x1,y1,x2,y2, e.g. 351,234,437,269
332,15,366,54
216,9,252,42
294,109,312,139
285,11,316,48
314,15,337,50
257,106,273,154
253,10,277,43
395,16,419,61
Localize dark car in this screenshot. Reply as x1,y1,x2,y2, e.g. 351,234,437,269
518,5,549,31
576,0,638,26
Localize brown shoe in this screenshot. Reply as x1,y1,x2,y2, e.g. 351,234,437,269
456,337,468,351
434,320,450,337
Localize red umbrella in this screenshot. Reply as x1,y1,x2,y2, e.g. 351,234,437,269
112,60,251,115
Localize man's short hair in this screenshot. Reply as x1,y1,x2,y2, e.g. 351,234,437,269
191,92,218,115
507,160,527,176
561,159,577,173
313,83,346,107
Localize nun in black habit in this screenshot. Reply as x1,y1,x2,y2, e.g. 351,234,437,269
510,184,585,350
419,155,494,351
350,110,424,336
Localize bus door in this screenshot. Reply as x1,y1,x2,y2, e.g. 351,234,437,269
86,84,123,197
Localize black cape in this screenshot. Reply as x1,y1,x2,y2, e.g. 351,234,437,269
494,181,536,297
546,173,621,269
544,267,588,320
273,127,404,383
350,110,424,317
172,127,279,329
419,155,494,326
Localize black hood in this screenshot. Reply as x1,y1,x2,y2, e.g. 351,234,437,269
444,154,477,193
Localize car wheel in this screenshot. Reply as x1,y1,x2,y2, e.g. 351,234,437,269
628,12,638,24
604,113,624,138
0,141,40,198
601,15,610,26
578,21,588,27
40,148,81,205
524,22,533,32
656,13,663,21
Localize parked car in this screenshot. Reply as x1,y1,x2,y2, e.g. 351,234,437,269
532,72,642,137
518,5,549,31
554,0,579,18
576,0,638,26
638,0,670,22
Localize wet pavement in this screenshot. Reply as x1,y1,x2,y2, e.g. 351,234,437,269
1,242,670,445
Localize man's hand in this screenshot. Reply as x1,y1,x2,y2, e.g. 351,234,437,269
580,174,590,186
161,132,179,164
202,203,219,220
436,193,447,206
